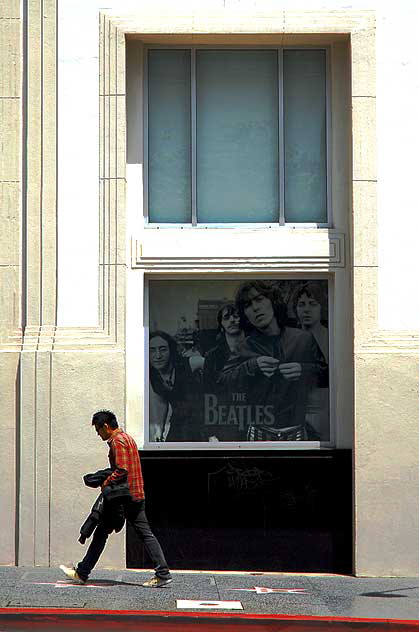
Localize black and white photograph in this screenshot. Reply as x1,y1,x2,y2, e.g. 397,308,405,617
148,279,330,444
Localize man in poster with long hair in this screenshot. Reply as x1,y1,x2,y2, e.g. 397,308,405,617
219,280,324,441
292,281,329,440
149,331,203,442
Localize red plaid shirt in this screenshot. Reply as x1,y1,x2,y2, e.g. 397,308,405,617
103,429,145,501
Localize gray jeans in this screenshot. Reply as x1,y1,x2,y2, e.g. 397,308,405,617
77,499,171,581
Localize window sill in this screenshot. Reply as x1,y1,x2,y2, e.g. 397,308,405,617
131,228,345,272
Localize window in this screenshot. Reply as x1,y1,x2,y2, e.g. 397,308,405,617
146,48,328,225
147,278,331,446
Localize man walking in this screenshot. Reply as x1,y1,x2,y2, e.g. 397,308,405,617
60,410,172,587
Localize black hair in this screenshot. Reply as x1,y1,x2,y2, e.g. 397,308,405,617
149,331,182,397
292,282,328,322
235,280,287,332
92,409,118,429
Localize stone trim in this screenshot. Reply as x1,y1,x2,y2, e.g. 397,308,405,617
132,232,346,272
356,331,419,354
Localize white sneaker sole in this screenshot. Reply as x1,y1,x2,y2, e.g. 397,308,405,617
59,564,86,584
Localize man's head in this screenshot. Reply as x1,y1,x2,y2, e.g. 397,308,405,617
92,409,118,441
235,281,287,333
217,302,242,337
149,331,178,373
292,282,327,330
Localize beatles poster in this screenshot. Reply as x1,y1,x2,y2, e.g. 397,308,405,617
148,279,330,444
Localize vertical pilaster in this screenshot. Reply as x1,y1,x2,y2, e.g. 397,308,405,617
18,0,57,566
0,0,21,344
0,0,22,566
350,21,378,576
99,14,126,343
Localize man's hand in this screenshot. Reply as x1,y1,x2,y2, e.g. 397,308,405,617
188,355,205,372
278,362,302,381
256,356,280,378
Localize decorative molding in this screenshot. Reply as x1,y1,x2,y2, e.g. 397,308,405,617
132,257,343,274
107,10,375,36
1,325,125,352
96,14,127,348
356,331,419,354
0,327,22,351
132,231,345,272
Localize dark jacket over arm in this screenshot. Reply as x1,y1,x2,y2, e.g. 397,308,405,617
78,468,131,544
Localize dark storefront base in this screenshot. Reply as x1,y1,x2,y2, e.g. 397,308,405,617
127,449,352,574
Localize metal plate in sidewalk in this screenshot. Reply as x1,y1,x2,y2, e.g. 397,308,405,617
177,599,243,610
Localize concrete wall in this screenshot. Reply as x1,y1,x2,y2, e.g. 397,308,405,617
1,0,418,576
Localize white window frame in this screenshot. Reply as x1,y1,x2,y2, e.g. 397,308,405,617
143,45,332,229
143,273,335,451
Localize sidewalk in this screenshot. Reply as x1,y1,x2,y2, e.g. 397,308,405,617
1,565,419,623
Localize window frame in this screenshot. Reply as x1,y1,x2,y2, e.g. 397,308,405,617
143,273,335,451
143,45,332,228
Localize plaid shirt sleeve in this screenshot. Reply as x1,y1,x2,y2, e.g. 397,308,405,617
103,431,145,501
104,436,130,485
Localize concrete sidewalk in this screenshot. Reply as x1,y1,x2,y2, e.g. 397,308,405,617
0,566,419,622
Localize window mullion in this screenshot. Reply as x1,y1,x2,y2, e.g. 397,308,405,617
144,48,149,223
278,47,285,226
191,48,197,226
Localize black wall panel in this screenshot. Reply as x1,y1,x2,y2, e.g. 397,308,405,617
127,449,352,574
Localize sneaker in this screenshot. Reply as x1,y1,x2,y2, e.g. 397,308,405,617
142,576,173,588
59,564,86,584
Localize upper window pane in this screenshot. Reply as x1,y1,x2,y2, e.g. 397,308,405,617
146,48,328,225
196,50,279,223
283,50,327,223
148,50,191,223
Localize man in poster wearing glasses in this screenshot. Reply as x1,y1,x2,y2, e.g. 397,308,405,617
219,280,324,441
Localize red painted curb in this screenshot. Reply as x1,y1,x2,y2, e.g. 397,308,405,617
0,608,418,625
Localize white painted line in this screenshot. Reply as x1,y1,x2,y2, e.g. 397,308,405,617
177,600,243,610
229,586,307,594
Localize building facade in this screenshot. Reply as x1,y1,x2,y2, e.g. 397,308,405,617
1,0,419,576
